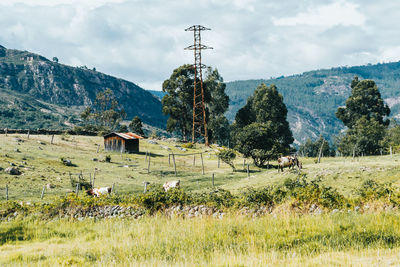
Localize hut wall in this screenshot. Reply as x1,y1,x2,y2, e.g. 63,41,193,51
125,139,139,152
104,136,126,153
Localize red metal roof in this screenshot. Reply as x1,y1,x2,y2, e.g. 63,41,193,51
104,132,144,140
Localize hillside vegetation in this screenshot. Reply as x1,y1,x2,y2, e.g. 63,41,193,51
1,134,400,201
0,45,166,129
226,61,400,144
1,134,400,265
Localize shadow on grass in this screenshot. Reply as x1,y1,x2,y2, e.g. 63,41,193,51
131,151,164,157
234,169,261,174
0,225,28,245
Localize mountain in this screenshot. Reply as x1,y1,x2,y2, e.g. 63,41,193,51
225,62,400,145
0,45,166,129
147,90,167,101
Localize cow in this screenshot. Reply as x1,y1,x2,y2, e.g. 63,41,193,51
86,187,112,197
278,155,302,172
163,180,180,192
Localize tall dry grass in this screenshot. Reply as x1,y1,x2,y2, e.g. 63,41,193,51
1,212,400,266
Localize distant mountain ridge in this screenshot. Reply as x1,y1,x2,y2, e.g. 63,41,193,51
225,62,400,145
0,45,166,129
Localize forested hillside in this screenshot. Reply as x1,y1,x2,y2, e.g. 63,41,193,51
0,45,166,129
226,62,400,144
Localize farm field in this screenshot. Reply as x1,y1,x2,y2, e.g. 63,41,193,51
1,133,400,201
2,134,400,266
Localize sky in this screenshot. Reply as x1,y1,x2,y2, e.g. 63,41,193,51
1,0,399,91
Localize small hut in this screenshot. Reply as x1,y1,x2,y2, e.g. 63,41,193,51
103,132,143,153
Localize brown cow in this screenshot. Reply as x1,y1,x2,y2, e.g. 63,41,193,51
278,155,302,172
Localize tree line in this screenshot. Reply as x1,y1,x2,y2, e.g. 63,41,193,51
79,64,400,165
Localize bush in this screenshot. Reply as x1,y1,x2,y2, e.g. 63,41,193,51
181,143,194,149
357,179,394,201
217,149,236,171
194,189,236,208
238,187,274,207
280,176,345,209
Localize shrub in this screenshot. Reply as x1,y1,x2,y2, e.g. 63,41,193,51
181,143,194,149
217,149,236,171
238,187,274,207
357,179,394,201
194,189,236,208
281,176,345,209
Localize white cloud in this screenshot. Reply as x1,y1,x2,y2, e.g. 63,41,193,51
0,0,126,8
273,1,366,28
0,0,399,91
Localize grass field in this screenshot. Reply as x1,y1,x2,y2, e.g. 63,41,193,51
1,133,400,201
2,134,400,266
1,213,400,266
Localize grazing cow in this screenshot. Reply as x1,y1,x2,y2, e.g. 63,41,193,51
163,180,180,192
277,156,294,172
278,156,302,172
86,187,112,197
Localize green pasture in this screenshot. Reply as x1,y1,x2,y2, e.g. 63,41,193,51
1,133,400,201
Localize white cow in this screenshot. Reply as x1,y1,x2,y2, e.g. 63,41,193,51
163,180,180,192
86,187,112,197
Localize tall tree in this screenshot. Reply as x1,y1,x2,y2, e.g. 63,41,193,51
80,88,126,131
232,83,294,167
129,116,145,136
336,77,390,128
336,77,390,155
298,136,334,157
161,65,229,143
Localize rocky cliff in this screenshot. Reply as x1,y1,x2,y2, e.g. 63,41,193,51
0,45,166,129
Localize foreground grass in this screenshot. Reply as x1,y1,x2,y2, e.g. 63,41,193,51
1,213,400,266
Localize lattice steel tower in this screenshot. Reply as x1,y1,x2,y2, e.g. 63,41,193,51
184,25,212,146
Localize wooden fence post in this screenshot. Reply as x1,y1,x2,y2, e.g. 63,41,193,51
51,134,54,144
317,139,324,163
111,183,115,194
147,152,151,174
97,144,100,153
247,164,250,177
390,146,393,158
243,159,245,170
6,184,8,201
40,186,45,199
143,182,149,193
5,128,7,136
168,154,171,166
200,153,205,175
75,183,79,196
145,151,148,162
172,152,177,176
193,155,196,166
27,130,30,139
92,170,96,188
218,157,220,168
212,173,215,187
